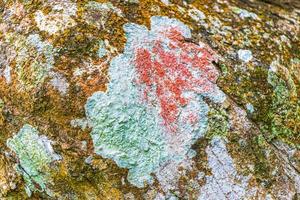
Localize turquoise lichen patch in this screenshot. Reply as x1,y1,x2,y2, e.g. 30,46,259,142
85,16,226,188
85,60,168,187
6,124,60,196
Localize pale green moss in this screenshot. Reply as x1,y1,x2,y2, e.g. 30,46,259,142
205,107,229,139
266,70,300,146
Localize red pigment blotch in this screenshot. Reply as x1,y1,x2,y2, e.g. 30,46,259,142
134,27,218,133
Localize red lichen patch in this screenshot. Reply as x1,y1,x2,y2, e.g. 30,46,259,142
134,27,219,133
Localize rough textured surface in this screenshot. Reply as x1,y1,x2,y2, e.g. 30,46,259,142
85,16,225,190
198,137,253,200
0,0,299,199
7,124,60,197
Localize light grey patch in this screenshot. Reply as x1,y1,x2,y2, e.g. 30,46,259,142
3,65,11,84
237,49,253,63
97,40,107,58
84,156,93,165
0,60,11,83
231,7,259,20
188,8,206,21
197,172,205,180
154,193,166,200
198,137,255,200
49,72,69,95
70,118,91,130
39,135,61,161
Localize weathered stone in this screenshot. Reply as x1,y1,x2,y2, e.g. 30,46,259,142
0,0,299,199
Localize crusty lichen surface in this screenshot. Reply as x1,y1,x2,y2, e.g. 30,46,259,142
6,124,61,197
0,0,299,199
85,16,227,192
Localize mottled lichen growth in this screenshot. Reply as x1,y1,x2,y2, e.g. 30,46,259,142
4,33,56,90
266,68,300,147
0,152,18,197
205,106,229,139
0,0,299,199
35,0,77,35
86,88,168,188
85,16,226,191
7,124,60,196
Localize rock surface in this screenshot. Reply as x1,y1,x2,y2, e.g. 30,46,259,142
0,0,299,199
